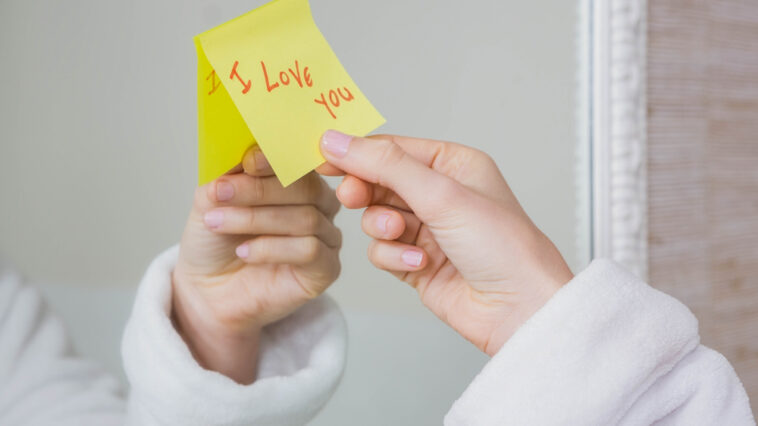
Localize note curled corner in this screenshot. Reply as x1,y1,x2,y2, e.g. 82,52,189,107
194,0,385,186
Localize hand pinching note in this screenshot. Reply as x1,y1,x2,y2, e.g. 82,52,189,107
194,0,385,186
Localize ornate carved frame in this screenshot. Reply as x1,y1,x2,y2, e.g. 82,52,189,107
589,0,648,279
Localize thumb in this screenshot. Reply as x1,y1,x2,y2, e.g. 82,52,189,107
320,130,465,221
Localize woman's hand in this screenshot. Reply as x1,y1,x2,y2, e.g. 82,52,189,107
172,148,341,384
318,131,572,356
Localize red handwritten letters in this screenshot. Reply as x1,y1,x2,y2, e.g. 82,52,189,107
262,60,313,92
208,59,354,119
206,70,221,95
313,87,354,119
229,61,252,94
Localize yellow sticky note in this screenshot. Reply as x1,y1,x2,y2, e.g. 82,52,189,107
194,0,385,186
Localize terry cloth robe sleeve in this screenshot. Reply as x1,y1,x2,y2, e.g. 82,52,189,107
445,259,755,426
0,266,125,426
122,246,347,426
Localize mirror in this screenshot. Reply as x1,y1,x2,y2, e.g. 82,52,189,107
0,0,591,423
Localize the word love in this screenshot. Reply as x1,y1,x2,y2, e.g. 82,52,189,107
262,60,313,91
207,58,357,120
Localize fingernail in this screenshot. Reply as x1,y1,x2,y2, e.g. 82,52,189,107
204,210,224,228
321,130,352,158
235,243,249,259
401,250,424,267
254,149,269,171
377,213,390,234
216,181,234,201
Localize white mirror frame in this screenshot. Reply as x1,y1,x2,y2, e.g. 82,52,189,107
589,0,648,279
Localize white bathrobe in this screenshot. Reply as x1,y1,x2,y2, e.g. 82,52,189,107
0,247,754,425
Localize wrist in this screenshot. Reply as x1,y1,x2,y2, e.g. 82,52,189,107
171,268,262,384
483,268,572,357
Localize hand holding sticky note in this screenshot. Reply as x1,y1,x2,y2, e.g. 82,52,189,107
195,0,385,186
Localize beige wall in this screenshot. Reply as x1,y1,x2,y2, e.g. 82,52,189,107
648,0,758,413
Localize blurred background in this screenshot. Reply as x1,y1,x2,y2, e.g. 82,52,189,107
0,0,586,424
646,0,758,414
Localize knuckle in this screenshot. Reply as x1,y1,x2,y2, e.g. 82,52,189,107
370,134,398,145
461,144,485,159
300,206,322,231
318,249,341,285
439,143,495,178
251,177,266,201
305,173,324,195
330,256,342,282
307,175,327,203
293,173,322,201
434,177,463,202
245,209,258,231
376,140,406,168
416,178,465,219
323,187,341,218
334,227,343,249
331,195,342,215
301,236,321,262
248,238,270,263
476,149,498,170
463,146,498,174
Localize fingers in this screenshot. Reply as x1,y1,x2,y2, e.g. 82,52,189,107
315,162,344,176
337,175,411,211
317,134,448,175
335,175,372,209
361,205,426,273
236,235,330,265
320,130,466,221
361,206,405,240
241,145,275,177
235,235,336,266
250,133,455,178
236,236,341,297
367,239,428,272
203,205,342,248
361,206,422,245
203,172,340,218
365,134,510,201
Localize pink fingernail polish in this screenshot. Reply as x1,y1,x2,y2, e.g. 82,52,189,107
401,250,423,267
321,130,352,158
204,210,224,228
216,181,234,201
377,213,390,234
235,243,249,259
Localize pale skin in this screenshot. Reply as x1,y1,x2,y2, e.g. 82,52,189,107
317,130,574,356
172,147,341,384
172,131,574,384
